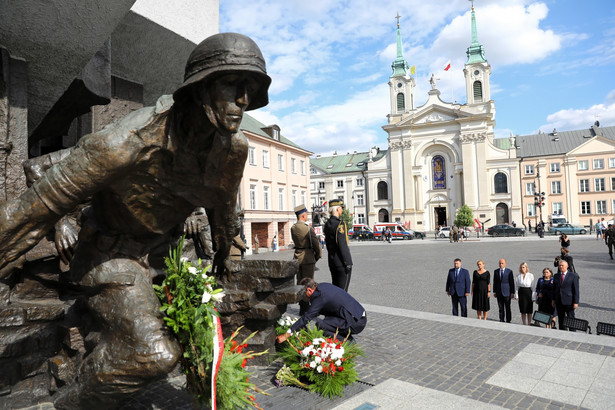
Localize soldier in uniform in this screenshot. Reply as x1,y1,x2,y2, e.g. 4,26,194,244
605,224,615,260
323,199,353,291
291,204,322,314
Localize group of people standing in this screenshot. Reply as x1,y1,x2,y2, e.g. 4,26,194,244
446,256,580,331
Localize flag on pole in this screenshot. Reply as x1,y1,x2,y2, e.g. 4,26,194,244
410,65,416,75
443,59,451,71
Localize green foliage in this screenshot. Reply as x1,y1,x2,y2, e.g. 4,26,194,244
153,237,263,409
340,208,353,228
454,204,474,228
276,326,364,399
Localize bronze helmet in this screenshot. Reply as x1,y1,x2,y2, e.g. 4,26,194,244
173,32,271,111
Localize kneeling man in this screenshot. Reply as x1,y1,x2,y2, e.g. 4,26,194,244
276,278,367,343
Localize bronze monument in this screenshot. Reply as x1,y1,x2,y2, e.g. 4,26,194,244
0,32,271,408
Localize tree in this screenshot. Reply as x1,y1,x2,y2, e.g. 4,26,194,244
341,208,354,228
454,205,474,229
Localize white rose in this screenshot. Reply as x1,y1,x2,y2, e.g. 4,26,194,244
201,291,211,304
310,361,316,368
316,365,323,373
188,266,198,275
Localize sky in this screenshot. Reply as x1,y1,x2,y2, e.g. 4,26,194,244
218,0,615,156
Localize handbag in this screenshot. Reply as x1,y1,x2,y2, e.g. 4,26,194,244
531,291,537,302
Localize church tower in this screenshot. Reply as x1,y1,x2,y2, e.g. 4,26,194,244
388,13,414,121
463,4,491,104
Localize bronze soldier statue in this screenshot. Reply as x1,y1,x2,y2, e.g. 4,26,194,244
0,32,270,408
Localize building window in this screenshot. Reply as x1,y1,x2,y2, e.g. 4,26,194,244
525,182,536,196
494,172,508,194
473,81,483,101
300,160,305,175
593,158,604,169
292,189,297,208
551,181,561,194
319,196,325,205
524,164,535,175
337,180,344,188
357,213,365,224
578,160,588,171
356,178,364,187
291,158,296,174
272,128,279,140
597,200,607,214
310,167,317,175
249,184,257,210
550,163,560,173
526,203,536,217
318,181,325,189
610,158,615,168
580,201,591,215
552,202,563,215
248,147,256,165
278,188,285,210
277,154,284,171
263,186,270,210
579,179,590,193
612,199,615,214
611,177,615,191
262,150,270,168
595,178,605,192
301,190,306,206
377,181,388,200
432,156,446,189
396,93,405,111
356,194,364,206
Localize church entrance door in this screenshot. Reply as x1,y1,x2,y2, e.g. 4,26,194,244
434,206,447,228
496,203,509,224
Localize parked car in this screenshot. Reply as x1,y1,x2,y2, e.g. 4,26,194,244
550,224,587,235
437,226,469,239
406,229,425,239
486,224,525,237
373,223,414,240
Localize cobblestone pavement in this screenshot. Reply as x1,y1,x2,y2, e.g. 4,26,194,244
20,235,615,409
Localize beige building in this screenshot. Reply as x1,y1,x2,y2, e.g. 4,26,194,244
517,125,615,228
239,115,312,253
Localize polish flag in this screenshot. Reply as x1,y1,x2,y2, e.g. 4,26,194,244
444,59,451,71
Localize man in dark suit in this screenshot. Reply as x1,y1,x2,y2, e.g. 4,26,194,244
445,258,471,317
493,258,515,323
552,259,580,331
324,198,353,291
276,278,366,343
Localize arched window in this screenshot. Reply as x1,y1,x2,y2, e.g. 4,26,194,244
378,208,389,222
494,172,508,193
396,93,405,111
377,181,388,200
432,155,446,189
473,81,483,101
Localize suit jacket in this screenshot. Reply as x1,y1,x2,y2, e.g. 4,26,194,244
445,267,471,296
324,215,353,268
291,221,322,264
290,283,365,332
493,267,515,297
553,270,579,306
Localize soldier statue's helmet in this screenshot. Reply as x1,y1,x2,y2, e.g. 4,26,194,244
173,32,271,111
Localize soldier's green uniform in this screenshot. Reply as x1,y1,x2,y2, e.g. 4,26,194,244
291,204,322,314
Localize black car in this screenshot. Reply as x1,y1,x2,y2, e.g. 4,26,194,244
487,224,525,237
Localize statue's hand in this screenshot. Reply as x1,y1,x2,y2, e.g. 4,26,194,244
213,253,232,280
54,218,78,265
184,214,203,237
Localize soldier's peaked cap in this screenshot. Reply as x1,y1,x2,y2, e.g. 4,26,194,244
294,204,308,215
329,199,344,207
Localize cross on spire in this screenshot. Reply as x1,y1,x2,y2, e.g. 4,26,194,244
395,11,401,28
469,0,474,10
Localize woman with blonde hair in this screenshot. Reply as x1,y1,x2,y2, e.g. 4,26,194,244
471,259,491,320
515,262,535,325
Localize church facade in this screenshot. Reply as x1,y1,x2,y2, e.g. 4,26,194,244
366,6,521,230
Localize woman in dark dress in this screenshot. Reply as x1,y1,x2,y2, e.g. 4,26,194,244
536,267,555,327
471,260,491,320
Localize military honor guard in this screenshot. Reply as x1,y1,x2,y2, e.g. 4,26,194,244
291,204,322,315
323,199,353,291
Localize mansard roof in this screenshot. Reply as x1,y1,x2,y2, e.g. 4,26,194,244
240,114,311,153
310,150,386,174
515,124,615,158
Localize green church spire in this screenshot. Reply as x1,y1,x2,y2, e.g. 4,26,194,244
466,4,487,64
391,12,410,77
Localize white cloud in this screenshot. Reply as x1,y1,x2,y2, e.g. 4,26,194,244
537,103,615,133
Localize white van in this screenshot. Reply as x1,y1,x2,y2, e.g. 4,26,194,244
548,214,567,227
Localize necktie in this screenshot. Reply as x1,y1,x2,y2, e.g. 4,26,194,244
455,269,458,280
500,269,503,280
561,273,565,283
